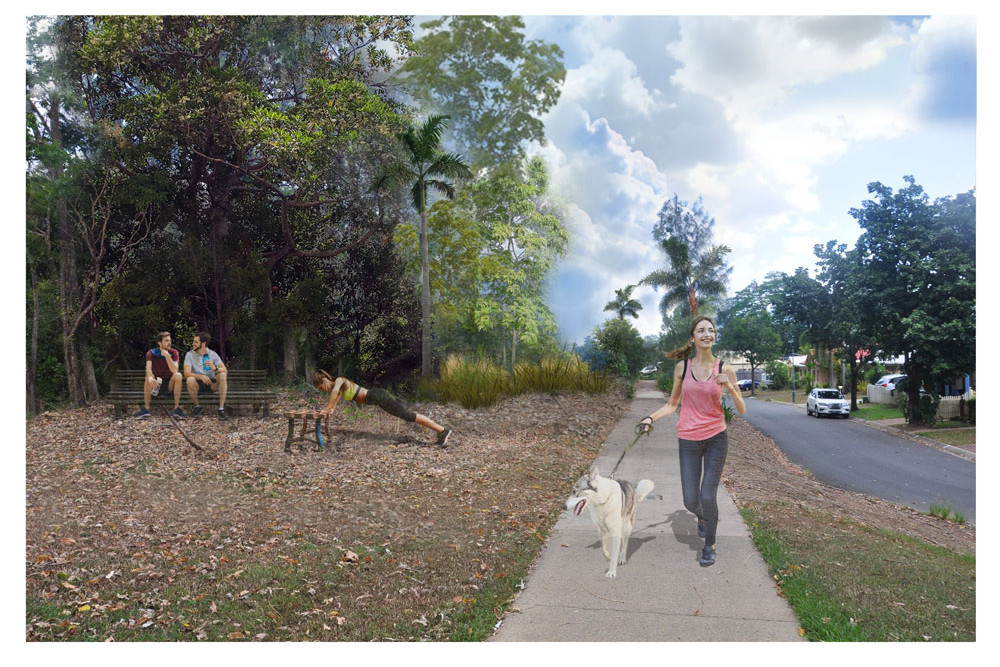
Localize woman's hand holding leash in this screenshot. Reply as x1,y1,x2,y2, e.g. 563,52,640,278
636,416,654,435
611,420,653,478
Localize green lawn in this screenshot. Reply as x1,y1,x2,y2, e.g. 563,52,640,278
850,403,904,421
916,429,976,447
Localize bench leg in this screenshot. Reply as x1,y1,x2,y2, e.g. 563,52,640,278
284,418,295,452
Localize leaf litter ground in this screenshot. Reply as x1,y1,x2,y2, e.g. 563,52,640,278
26,382,973,640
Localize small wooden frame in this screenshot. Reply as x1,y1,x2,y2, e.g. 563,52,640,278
283,410,336,452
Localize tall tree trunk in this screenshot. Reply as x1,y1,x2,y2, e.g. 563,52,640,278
283,327,298,385
511,329,519,368
304,347,316,386
419,205,432,377
27,265,39,416
50,94,83,405
80,326,100,402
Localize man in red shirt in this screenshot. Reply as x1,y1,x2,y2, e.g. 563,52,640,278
134,331,186,418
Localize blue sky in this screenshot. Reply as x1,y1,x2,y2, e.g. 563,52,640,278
496,12,978,344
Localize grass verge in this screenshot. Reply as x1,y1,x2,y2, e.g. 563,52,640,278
741,505,975,641
915,428,975,447
851,403,904,420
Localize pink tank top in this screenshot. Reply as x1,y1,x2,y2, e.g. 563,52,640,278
676,358,725,440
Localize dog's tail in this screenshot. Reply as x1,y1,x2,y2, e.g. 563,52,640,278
636,479,654,502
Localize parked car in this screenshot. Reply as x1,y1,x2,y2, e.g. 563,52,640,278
874,374,907,391
640,364,659,376
806,388,850,418
737,379,753,391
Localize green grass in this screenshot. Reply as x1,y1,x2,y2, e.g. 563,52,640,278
927,503,967,525
741,506,975,641
916,428,975,448
851,403,904,421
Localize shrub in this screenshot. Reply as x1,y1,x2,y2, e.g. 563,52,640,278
656,367,675,394
765,360,790,390
437,354,612,409
963,394,975,424
437,356,511,409
897,387,940,426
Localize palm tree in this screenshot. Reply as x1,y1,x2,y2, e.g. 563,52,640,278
376,115,471,377
639,236,731,319
603,284,643,320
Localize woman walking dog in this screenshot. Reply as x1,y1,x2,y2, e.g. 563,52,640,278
637,316,746,566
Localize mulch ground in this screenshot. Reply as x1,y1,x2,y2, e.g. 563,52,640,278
25,382,973,640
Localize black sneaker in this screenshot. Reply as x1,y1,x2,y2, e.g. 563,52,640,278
191,405,202,417
436,428,452,448
133,408,151,419
217,408,228,421
699,545,716,567
172,407,187,419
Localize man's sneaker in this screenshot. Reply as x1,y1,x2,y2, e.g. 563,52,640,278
217,408,228,421
697,519,706,539
191,405,202,418
133,408,151,419
172,407,187,419
699,545,716,567
150,377,163,397
436,428,452,448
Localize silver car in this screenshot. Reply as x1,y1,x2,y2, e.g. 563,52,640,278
806,388,850,418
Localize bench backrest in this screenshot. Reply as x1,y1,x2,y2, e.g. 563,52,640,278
110,369,269,389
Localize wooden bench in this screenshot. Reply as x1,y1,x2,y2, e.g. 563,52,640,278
107,369,277,419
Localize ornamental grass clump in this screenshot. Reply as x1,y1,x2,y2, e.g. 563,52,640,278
437,355,511,408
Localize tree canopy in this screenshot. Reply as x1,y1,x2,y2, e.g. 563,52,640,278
641,194,732,319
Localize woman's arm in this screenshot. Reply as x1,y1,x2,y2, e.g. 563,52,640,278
639,362,684,430
323,377,346,414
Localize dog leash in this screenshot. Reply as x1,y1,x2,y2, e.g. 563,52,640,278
609,423,652,478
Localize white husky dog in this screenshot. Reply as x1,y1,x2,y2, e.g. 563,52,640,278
565,464,654,578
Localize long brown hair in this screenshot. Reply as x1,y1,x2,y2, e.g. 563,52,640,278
313,369,334,389
664,315,717,360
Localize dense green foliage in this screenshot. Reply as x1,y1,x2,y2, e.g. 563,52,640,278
400,15,565,172
25,15,568,412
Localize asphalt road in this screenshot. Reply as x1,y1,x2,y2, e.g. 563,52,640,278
736,397,976,523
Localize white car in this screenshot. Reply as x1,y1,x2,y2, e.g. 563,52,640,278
874,374,906,391
640,364,659,376
806,388,850,418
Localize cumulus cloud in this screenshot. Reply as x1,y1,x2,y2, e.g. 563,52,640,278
906,15,976,124
667,16,906,121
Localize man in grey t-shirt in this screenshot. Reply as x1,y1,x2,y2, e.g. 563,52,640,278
183,332,229,419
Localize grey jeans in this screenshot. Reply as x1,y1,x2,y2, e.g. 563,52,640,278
678,430,729,546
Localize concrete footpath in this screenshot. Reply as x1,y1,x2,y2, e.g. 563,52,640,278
491,384,805,642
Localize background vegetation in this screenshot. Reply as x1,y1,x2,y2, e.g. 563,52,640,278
25,15,975,431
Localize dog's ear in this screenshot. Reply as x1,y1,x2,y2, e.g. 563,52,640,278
588,463,600,480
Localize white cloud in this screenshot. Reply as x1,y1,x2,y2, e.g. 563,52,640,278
667,16,906,121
